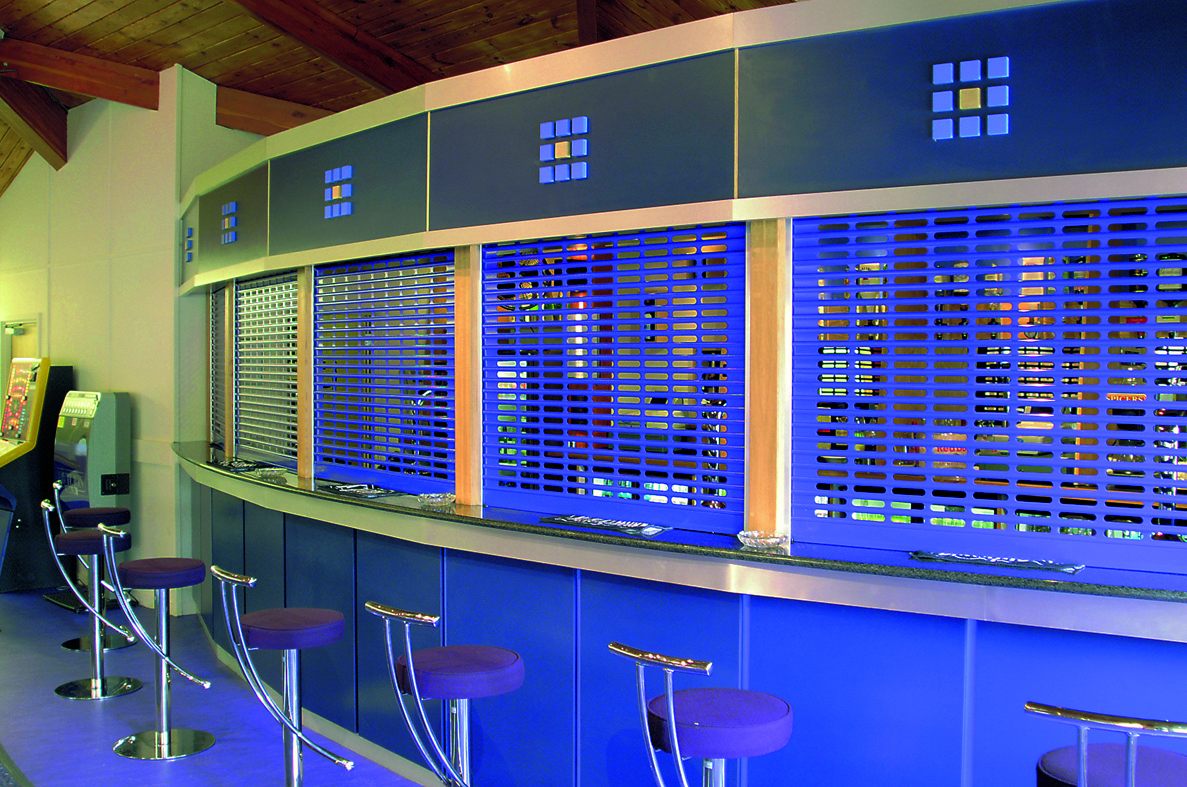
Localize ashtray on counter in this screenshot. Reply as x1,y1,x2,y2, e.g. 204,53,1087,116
418,492,456,509
736,531,789,549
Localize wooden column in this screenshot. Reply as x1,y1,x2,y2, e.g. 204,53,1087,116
746,219,792,533
222,286,237,457
296,268,315,478
454,245,483,505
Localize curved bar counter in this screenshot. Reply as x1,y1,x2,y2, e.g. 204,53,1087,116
179,444,1187,787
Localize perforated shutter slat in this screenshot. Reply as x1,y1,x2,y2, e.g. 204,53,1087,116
210,287,226,447
792,195,1187,573
481,223,747,533
234,274,299,462
313,252,455,491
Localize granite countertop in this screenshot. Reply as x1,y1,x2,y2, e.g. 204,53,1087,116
175,442,1187,603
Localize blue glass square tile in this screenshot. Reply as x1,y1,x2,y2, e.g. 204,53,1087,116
341,201,353,215
932,91,954,113
228,216,237,228
325,170,334,184
987,113,1009,136
325,187,333,201
186,239,193,250
959,115,981,137
556,118,571,137
932,118,954,141
572,116,589,134
572,161,588,180
342,165,353,179
540,121,555,140
342,183,353,198
539,166,555,184
932,63,954,85
186,227,193,237
324,205,333,219
555,163,570,182
987,85,1009,107
987,56,1010,79
186,252,193,262
960,59,982,82
572,138,588,157
540,144,555,162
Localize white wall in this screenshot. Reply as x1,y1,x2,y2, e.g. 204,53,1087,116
0,67,258,611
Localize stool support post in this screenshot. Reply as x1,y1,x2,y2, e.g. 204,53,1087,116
155,588,172,745
449,698,470,786
88,568,105,682
702,759,725,787
284,648,303,787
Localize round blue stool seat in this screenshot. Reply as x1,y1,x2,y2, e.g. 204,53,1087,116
240,608,344,651
1038,743,1187,786
647,688,793,760
63,507,132,529
55,528,131,555
396,645,525,700
118,558,205,590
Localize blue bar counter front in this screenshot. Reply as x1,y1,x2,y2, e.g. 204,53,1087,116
182,444,1187,787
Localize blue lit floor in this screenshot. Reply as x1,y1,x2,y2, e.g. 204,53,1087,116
0,589,417,787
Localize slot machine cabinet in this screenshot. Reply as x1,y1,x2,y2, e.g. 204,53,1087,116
0,360,73,592
53,391,131,512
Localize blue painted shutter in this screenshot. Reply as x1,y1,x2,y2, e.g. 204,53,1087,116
482,224,747,533
234,273,299,463
313,252,455,492
792,196,1187,573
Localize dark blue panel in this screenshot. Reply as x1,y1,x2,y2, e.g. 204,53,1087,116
975,621,1187,785
445,550,576,787
208,489,244,654
196,483,213,640
749,597,964,785
243,502,285,687
356,530,443,763
285,514,356,732
430,53,734,230
578,571,741,787
197,166,268,273
270,116,428,255
739,0,1187,197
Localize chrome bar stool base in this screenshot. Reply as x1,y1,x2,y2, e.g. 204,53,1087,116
61,634,134,652
55,676,142,700
114,729,216,760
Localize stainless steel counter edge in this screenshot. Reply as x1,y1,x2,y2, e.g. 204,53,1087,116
179,454,1187,644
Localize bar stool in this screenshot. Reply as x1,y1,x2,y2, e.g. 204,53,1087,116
51,480,133,652
40,500,141,700
98,523,215,760
1026,701,1187,786
609,642,792,787
365,600,525,786
211,566,354,787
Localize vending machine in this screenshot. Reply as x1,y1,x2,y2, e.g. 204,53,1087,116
52,391,131,511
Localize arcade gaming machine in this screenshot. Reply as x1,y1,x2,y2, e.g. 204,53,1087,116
0,358,73,592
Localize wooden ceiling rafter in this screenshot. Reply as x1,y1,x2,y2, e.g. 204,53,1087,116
0,76,66,169
224,0,437,94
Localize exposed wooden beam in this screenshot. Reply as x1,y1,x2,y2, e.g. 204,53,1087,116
224,0,436,94
0,39,159,110
578,0,602,45
216,86,333,136
0,79,66,170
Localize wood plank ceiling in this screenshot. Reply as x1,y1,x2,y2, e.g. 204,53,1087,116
0,0,795,198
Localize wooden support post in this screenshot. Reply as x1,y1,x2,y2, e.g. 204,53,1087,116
746,219,792,534
454,245,483,506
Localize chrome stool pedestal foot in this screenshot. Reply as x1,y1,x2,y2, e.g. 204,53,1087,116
113,729,216,760
55,676,141,700
62,634,135,652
